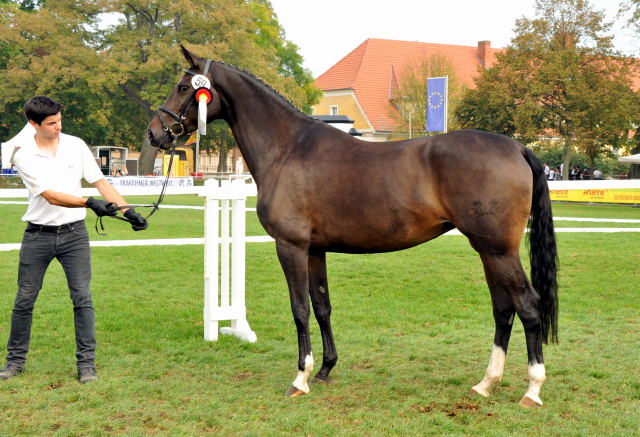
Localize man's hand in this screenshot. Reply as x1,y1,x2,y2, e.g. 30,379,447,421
86,197,118,217
124,208,148,231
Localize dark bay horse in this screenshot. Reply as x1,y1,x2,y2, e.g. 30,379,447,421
147,46,558,407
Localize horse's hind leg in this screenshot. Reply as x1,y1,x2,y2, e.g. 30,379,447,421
472,252,546,407
308,250,338,383
470,253,516,398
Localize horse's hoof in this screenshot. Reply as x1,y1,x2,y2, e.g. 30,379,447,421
312,375,332,384
468,386,489,398
284,385,307,398
519,395,543,408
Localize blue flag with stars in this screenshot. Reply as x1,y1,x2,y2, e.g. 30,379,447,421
426,77,448,132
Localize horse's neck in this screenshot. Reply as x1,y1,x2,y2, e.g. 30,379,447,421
217,66,310,185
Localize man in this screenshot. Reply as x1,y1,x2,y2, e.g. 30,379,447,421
0,96,147,383
593,168,603,180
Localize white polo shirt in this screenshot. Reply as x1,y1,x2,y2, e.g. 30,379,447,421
13,132,105,225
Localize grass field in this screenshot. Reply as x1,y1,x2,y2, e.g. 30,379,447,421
1,196,640,245
0,197,639,436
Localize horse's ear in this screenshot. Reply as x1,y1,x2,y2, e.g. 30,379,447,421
180,45,197,68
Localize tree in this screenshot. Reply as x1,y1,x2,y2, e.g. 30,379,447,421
388,55,464,138
93,0,316,150
619,0,640,178
455,0,640,178
620,0,640,34
0,0,107,144
0,0,319,159
249,0,322,113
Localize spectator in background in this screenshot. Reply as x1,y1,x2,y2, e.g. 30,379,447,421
593,169,603,180
569,166,577,180
543,162,550,179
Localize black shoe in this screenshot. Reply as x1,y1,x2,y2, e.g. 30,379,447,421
0,364,24,380
78,367,98,384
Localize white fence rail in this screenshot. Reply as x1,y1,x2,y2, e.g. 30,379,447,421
0,179,638,199
0,176,257,198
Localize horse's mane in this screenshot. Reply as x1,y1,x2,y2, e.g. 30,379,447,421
213,61,321,123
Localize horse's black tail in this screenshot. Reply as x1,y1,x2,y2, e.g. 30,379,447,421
522,147,559,344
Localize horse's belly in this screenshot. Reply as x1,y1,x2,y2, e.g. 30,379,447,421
312,219,454,254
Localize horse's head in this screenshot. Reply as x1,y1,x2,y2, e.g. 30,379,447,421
147,46,222,150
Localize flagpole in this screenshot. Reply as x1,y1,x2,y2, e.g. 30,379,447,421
195,131,200,175
444,75,448,133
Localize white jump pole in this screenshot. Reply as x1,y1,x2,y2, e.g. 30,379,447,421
201,179,256,342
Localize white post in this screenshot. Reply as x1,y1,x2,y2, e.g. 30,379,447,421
220,192,230,308
200,179,256,343
203,179,219,341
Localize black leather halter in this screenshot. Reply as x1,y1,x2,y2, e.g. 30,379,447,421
157,59,213,138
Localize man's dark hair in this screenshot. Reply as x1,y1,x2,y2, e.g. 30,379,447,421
24,96,62,125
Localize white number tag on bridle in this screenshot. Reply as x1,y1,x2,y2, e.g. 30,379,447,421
192,75,211,135
191,74,211,90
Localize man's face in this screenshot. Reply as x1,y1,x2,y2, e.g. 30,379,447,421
30,112,62,140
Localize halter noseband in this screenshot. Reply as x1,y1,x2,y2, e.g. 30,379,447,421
157,59,213,138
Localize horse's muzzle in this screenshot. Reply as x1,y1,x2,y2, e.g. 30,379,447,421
147,123,172,150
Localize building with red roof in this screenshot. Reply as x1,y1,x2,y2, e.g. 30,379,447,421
313,38,503,141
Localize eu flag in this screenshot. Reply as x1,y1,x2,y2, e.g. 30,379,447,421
426,77,448,132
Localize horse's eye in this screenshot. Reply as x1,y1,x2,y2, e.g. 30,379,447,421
178,85,189,93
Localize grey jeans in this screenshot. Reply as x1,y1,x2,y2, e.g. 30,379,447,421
6,220,96,369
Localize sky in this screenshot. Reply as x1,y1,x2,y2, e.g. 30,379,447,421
268,0,639,78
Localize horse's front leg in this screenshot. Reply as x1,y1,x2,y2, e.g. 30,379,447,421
308,250,337,383
276,240,314,397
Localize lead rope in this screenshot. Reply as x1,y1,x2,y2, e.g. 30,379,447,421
94,141,177,235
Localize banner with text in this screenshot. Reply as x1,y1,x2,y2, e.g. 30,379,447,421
549,188,640,203
105,176,194,188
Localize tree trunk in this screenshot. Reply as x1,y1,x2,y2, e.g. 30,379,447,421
629,144,640,179
561,137,572,180
217,142,228,173
138,134,158,175
231,147,239,172
217,129,228,173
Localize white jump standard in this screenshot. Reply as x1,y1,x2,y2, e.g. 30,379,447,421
200,179,256,343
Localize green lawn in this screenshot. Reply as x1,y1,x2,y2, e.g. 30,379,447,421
1,196,639,246
0,199,638,435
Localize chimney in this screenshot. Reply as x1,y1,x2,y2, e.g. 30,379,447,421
477,40,491,68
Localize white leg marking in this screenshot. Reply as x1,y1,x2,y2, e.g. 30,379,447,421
521,363,546,406
292,353,314,394
471,345,506,397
